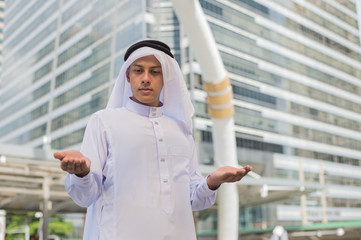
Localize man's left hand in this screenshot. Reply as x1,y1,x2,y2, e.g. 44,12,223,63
207,165,253,190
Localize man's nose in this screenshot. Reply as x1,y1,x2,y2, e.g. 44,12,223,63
141,71,151,84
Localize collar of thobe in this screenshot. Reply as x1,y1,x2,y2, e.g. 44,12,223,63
125,98,163,118
106,46,194,134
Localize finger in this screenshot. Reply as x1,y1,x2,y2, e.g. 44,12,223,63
60,159,68,171
244,165,253,171
67,160,76,173
54,152,65,160
74,161,82,173
80,160,88,172
239,165,252,174
234,168,250,179
236,168,247,174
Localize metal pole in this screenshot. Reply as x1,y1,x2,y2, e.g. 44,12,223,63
42,177,50,240
25,225,30,240
298,158,308,225
319,160,328,223
38,216,43,240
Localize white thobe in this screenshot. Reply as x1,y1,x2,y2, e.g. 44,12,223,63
65,99,217,240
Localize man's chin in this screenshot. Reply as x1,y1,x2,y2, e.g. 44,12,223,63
133,97,159,107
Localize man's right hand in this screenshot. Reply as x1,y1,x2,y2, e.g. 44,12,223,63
54,150,91,178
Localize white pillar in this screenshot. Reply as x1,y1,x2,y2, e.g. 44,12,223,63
42,177,51,240
0,210,6,240
171,1,239,239
25,225,30,240
212,116,239,240
298,158,308,225
319,160,328,224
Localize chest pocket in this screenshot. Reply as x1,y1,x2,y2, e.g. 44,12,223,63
169,145,190,183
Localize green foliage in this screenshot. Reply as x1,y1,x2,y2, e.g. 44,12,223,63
49,215,74,236
5,212,30,240
29,220,40,236
5,212,74,240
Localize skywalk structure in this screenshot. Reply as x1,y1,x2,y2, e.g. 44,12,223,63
1,0,361,239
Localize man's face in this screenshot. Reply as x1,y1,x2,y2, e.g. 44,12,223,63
126,55,164,107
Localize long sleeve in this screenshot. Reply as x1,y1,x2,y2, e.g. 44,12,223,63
64,112,109,208
63,102,215,239
188,136,217,211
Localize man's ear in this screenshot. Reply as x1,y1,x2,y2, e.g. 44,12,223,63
126,68,130,82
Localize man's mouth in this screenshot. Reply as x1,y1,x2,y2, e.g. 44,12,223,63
139,88,153,93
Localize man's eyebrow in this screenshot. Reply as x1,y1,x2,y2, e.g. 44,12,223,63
131,64,161,68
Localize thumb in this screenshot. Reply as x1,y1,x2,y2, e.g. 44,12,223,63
245,165,253,171
53,151,65,160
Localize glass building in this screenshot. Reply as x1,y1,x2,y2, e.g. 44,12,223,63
0,0,4,85
1,0,361,238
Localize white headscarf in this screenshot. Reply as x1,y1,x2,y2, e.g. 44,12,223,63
107,47,194,133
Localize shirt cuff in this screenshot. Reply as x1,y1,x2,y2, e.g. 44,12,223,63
69,172,92,187
198,177,218,197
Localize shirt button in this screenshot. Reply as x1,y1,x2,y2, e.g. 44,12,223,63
163,179,168,183
152,113,156,116
152,108,157,112
159,138,163,142
160,158,165,162
155,121,159,125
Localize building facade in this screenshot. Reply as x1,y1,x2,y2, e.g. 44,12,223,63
0,0,4,86
1,0,361,237
186,0,361,234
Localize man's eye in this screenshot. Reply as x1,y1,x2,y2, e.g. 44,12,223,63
133,69,142,73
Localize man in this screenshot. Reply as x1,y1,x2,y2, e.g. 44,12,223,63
54,40,252,239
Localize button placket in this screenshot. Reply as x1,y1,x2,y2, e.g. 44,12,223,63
151,117,172,213
153,121,168,179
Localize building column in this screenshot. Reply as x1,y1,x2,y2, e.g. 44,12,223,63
42,176,51,240
298,158,308,225
319,160,328,223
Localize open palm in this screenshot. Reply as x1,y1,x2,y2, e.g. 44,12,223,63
207,165,252,190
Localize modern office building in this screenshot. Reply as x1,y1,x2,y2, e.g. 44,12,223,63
0,0,4,85
1,0,361,238
188,0,361,232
